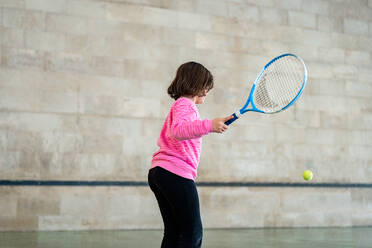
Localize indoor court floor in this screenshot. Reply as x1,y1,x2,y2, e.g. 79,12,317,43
1,227,371,248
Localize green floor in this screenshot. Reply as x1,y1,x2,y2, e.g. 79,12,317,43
1,227,371,248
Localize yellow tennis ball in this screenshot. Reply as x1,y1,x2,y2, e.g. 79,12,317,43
302,170,313,181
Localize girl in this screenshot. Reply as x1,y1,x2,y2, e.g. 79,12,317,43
148,61,233,248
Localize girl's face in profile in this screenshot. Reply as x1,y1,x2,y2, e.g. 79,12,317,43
195,89,208,104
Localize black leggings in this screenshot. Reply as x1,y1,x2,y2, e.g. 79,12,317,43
148,166,203,248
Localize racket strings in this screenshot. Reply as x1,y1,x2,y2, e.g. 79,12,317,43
254,56,305,113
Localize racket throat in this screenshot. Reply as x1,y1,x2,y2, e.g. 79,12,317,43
242,85,261,113
245,102,254,111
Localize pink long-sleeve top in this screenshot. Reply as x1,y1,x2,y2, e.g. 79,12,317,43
150,97,213,181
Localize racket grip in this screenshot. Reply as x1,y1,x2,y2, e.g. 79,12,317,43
225,112,239,126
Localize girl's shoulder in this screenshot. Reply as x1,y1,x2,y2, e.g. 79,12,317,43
171,97,198,114
173,97,194,108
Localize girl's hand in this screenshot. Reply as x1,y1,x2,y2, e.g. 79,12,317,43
212,116,234,133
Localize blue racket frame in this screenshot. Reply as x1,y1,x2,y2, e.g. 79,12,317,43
225,53,307,126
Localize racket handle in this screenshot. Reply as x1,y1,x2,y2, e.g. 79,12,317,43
225,112,240,126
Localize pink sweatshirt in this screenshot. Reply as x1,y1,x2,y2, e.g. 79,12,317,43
150,97,213,181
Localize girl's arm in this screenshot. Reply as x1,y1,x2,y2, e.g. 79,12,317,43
170,104,233,140
170,105,212,140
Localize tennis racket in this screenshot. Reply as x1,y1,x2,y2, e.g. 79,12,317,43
225,53,307,125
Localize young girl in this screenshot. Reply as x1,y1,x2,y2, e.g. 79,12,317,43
148,62,233,248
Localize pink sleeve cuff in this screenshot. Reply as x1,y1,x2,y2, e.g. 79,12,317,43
204,119,213,134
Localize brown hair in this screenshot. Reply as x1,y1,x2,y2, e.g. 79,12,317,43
167,62,214,100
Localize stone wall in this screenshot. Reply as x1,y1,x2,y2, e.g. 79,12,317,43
1,0,371,231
